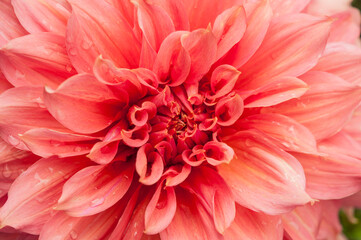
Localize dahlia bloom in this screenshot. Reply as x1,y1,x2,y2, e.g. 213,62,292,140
0,0,361,239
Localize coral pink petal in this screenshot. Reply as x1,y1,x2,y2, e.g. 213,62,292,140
215,93,244,126
160,189,222,240
328,11,361,44
212,6,247,61
203,141,234,166
20,128,99,158
0,33,75,88
262,71,361,140
39,203,124,240
153,32,191,87
182,167,236,234
0,156,90,234
182,0,244,30
342,191,361,208
57,161,134,217
0,72,13,95
282,203,322,240
239,113,317,153
224,205,283,240
133,0,175,52
151,0,189,31
313,42,361,85
238,14,331,90
43,74,121,134
0,138,39,165
107,0,135,26
218,130,311,215
0,0,27,47
221,0,273,69
209,65,241,100
270,0,311,15
66,0,141,73
144,184,176,234
11,0,71,36
317,201,343,240
0,232,38,240
164,164,192,187
294,152,361,199
136,144,164,185
243,76,308,108
87,141,120,165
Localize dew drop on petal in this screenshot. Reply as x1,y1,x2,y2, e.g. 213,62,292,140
90,197,105,207
70,230,78,239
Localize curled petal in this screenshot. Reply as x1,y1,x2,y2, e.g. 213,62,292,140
164,164,191,187
215,93,244,126
203,141,234,166
57,161,134,217
0,156,90,234
121,125,150,147
219,130,311,215
209,65,241,100
128,101,157,126
144,184,176,234
136,144,164,185
270,0,310,16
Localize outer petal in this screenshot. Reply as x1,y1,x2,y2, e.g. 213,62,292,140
66,0,141,72
57,161,134,217
238,113,317,153
312,43,361,85
21,128,99,158
0,0,27,47
238,14,332,90
12,0,71,36
282,203,322,240
328,11,361,44
224,205,283,240
0,156,90,234
220,0,273,68
43,74,122,134
270,0,310,16
39,201,127,240
294,152,361,199
218,130,311,215
0,33,75,88
242,76,308,108
262,71,361,140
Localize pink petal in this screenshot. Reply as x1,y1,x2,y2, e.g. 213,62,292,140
57,161,134,217
107,0,135,27
39,201,127,240
282,203,322,240
66,0,141,72
312,42,361,85
243,76,308,108
0,0,27,47
87,141,120,165
43,74,121,134
203,141,234,166
218,130,311,215
0,72,12,94
182,0,244,30
212,6,247,60
0,33,75,88
164,164,191,187
220,0,273,68
270,0,311,16
328,11,361,44
20,128,99,158
208,64,241,100
12,0,71,36
0,138,38,165
133,0,175,52
0,232,37,240
151,0,189,31
294,152,361,199
153,32,191,87
238,14,332,90
136,144,164,185
239,113,317,153
181,167,236,234
317,201,343,240
160,189,223,240
144,184,176,234
262,71,361,140
224,205,283,240
215,93,244,126
0,156,90,234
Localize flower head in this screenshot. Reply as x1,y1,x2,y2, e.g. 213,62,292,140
0,0,361,239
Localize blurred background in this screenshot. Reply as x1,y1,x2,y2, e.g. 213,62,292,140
342,2,361,240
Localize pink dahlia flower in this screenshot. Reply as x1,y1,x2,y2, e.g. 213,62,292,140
0,0,361,239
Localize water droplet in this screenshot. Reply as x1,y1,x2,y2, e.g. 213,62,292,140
90,197,104,207
50,140,62,147
244,138,252,147
2,164,11,178
65,64,73,72
81,39,93,50
48,167,54,173
74,146,82,152
15,70,25,80
68,48,77,56
8,135,20,146
70,230,78,239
